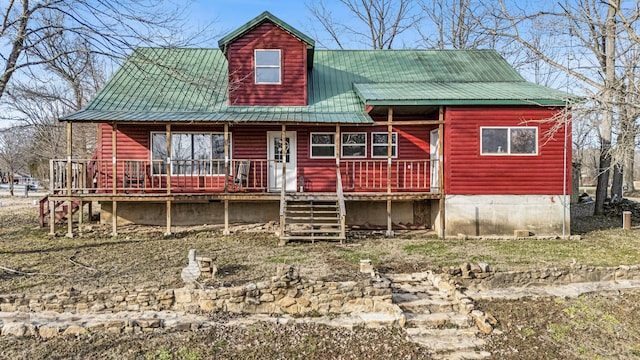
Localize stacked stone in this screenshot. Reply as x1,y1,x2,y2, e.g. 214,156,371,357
458,262,492,279
195,255,217,279
170,266,396,318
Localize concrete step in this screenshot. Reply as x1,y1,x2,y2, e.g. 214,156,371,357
392,282,440,294
406,327,485,353
385,272,432,283
434,350,492,360
393,293,455,313
405,312,472,329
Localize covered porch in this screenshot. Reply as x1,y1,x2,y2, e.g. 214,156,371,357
45,108,445,241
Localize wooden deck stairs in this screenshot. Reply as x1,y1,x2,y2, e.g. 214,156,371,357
39,196,82,227
279,193,346,245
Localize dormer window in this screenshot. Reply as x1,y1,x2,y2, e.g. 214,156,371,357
255,49,281,84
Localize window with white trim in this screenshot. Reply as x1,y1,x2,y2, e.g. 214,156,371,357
310,133,335,158
371,132,397,158
480,127,538,155
341,132,366,158
255,49,281,84
151,132,230,175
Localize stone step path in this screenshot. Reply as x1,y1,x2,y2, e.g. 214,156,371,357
387,272,491,360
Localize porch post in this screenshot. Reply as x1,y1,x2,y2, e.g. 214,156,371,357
280,124,287,239
386,107,394,237
281,124,287,191
111,122,118,236
165,124,172,236
438,106,445,238
223,123,230,235
49,159,55,236
66,121,74,238
49,200,55,236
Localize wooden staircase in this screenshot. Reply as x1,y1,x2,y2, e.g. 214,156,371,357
39,196,82,227
280,193,346,244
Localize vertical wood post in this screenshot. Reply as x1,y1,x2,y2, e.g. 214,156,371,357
335,124,341,189
386,107,394,237
49,200,56,236
66,121,73,238
165,124,172,236
223,123,230,236
281,124,287,192
224,123,230,193
111,123,118,236
279,124,287,240
438,106,445,239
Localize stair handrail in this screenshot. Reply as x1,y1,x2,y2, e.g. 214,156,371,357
335,167,346,240
279,184,286,239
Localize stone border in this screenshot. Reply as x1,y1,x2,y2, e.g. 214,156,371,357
451,264,640,290
0,267,407,338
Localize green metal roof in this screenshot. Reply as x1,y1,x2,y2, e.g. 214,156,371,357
60,48,570,123
353,82,569,106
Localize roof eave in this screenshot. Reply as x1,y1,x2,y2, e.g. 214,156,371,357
363,99,570,106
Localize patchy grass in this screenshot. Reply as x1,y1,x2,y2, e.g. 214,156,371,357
2,197,640,294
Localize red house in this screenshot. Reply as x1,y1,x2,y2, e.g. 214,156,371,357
45,11,572,241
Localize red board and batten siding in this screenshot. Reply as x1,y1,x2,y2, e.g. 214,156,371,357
96,123,433,192
227,22,307,106
444,106,571,195
297,125,433,192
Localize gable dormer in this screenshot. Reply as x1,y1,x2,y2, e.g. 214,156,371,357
218,11,315,106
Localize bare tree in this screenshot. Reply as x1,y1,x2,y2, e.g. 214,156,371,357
306,0,422,49
480,0,632,215
0,0,208,102
419,0,495,49
0,126,33,196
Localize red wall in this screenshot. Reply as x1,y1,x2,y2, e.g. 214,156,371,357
97,123,433,192
227,22,307,106
444,106,572,195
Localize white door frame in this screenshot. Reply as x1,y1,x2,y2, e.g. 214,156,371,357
430,129,440,192
267,131,297,192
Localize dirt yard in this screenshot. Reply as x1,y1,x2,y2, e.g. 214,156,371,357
2,192,640,359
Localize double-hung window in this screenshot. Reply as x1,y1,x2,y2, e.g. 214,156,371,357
371,132,397,158
480,127,538,155
255,49,281,84
310,133,335,158
341,132,366,158
151,132,229,175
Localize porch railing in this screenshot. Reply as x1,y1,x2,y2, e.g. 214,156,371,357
50,158,272,194
49,158,440,194
341,159,438,192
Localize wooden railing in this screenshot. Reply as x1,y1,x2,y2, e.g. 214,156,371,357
341,159,438,192
50,158,272,194
50,158,440,195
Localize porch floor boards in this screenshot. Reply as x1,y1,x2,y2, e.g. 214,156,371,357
47,191,441,202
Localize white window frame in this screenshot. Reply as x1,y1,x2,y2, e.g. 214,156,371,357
254,49,281,84
310,132,336,158
341,132,367,158
150,132,231,175
480,126,538,156
371,132,398,158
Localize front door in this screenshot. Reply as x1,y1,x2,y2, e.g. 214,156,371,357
267,131,297,192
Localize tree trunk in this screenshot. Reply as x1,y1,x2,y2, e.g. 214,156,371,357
624,151,635,192
594,0,618,215
8,173,14,196
611,163,623,200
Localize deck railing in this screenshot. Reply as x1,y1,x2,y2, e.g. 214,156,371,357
341,159,438,192
50,158,440,194
50,158,272,194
